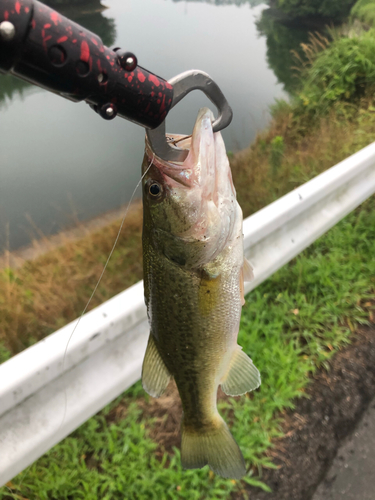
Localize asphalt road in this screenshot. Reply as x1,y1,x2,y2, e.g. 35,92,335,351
312,398,375,500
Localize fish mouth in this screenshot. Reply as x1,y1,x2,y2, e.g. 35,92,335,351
145,107,235,202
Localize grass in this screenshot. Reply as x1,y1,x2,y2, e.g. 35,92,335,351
352,0,375,25
0,203,144,358
295,30,375,117
231,96,375,217
1,197,374,498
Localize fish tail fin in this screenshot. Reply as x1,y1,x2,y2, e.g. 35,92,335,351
181,414,246,479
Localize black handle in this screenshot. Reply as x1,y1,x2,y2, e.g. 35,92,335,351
0,0,174,129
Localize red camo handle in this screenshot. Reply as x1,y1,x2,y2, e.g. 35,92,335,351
0,0,174,128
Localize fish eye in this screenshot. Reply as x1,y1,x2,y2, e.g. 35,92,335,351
149,182,162,198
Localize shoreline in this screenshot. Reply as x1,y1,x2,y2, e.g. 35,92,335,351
0,198,143,270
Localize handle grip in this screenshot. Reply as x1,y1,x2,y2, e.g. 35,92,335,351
0,0,174,129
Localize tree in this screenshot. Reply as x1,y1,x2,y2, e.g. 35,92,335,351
271,0,356,20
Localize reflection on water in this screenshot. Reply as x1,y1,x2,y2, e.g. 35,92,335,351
46,0,117,46
172,0,265,6
0,74,31,106
257,8,325,93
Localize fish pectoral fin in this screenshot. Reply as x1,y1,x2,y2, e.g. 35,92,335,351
181,415,246,479
142,334,171,398
239,259,254,306
243,258,254,282
221,346,261,396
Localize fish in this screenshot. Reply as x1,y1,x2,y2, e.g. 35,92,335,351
141,107,260,479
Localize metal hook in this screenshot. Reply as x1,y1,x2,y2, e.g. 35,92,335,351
146,70,233,163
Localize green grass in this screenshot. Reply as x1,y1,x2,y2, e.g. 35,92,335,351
2,198,374,500
294,29,375,118
0,343,11,364
352,0,375,25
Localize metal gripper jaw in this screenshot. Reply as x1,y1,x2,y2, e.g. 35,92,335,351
146,70,233,163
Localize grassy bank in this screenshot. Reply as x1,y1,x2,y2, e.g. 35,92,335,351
0,205,143,360
1,16,375,498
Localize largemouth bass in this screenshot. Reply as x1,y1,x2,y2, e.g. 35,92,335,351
141,108,260,479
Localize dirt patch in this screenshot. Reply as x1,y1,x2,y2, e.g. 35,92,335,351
137,382,182,458
239,325,375,500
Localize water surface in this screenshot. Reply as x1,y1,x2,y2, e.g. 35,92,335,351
0,0,295,250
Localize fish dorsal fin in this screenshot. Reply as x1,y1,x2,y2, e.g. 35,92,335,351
142,334,171,398
243,258,254,282
221,346,261,396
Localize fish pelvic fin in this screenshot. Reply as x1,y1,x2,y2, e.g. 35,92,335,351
181,414,246,479
142,334,171,398
243,258,254,282
240,258,254,306
221,346,261,396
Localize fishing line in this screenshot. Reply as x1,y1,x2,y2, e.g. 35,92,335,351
14,154,154,496
59,154,154,426
167,134,192,146
174,134,192,144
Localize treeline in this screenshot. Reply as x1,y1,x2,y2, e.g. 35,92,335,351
266,0,357,20
262,0,375,127
172,0,265,6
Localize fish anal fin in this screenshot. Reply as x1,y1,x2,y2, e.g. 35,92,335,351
142,334,171,398
181,414,246,479
243,258,254,282
221,346,261,396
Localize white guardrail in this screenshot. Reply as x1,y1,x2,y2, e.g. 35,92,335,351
1,142,375,485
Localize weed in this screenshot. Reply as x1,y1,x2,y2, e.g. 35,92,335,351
294,29,375,118
269,136,285,173
0,203,143,355
351,0,375,25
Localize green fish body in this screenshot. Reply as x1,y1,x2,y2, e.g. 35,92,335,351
141,108,260,479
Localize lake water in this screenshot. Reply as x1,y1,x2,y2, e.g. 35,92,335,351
0,0,307,251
